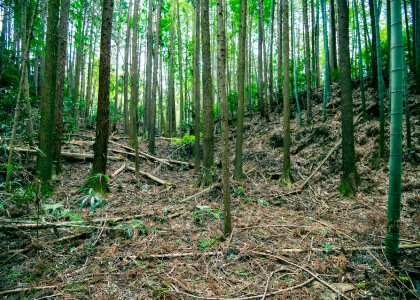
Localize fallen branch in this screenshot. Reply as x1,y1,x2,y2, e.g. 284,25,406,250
126,166,175,187
112,164,126,177
9,147,121,161
167,278,314,300
111,148,172,167
134,251,222,260
250,250,350,300
179,184,218,203
0,285,58,295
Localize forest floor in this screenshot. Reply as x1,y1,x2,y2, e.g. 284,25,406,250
1,77,420,299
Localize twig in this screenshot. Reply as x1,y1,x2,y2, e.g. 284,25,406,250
250,250,350,300
0,285,58,295
179,184,218,203
112,164,126,177
167,278,314,300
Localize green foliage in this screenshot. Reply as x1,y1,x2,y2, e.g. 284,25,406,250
193,205,222,225
322,242,334,253
236,186,244,196
131,219,148,235
228,90,238,116
76,188,103,213
199,237,217,249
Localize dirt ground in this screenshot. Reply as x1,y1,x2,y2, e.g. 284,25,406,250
1,77,420,299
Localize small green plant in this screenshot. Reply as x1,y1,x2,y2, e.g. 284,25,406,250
199,237,218,249
322,242,334,253
76,188,103,213
193,205,222,225
235,268,246,276
236,186,244,195
131,219,148,235
258,199,269,206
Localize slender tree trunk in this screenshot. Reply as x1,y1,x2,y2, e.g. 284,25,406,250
403,59,411,149
385,0,404,263
5,0,39,188
337,0,359,197
403,0,412,71
217,0,232,236
281,0,293,187
83,0,114,193
176,1,184,138
291,0,302,125
268,0,275,109
234,0,247,181
321,0,330,122
144,0,155,137
194,0,201,171
369,0,378,89
311,0,315,88
36,0,59,183
329,0,338,75
168,0,176,137
258,0,265,119
128,0,139,148
159,52,164,135
123,0,132,135
303,0,312,124
148,0,162,154
200,0,214,185
416,0,420,91
72,7,85,128
353,0,367,120
361,0,372,74
374,0,385,157
315,0,320,87
113,28,120,133
52,0,70,175
277,0,283,102
84,33,97,130
248,7,253,111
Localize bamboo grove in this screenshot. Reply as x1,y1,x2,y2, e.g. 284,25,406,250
1,0,419,261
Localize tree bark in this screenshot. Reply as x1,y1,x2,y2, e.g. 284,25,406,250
128,0,139,148
277,0,283,101
144,0,155,137
281,0,293,187
234,0,247,180
176,2,184,138
194,0,201,171
113,25,121,133
217,0,232,236
36,0,59,183
52,0,70,175
303,0,312,124
337,0,359,197
148,0,162,155
123,0,132,135
368,0,378,89
168,0,176,137
83,0,114,193
84,33,97,130
329,0,338,74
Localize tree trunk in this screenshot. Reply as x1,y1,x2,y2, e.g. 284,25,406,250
258,0,265,119
84,33,97,130
303,0,312,124
403,0,412,71
385,0,404,264
148,0,162,155
217,0,232,236
52,0,70,175
168,0,176,137
311,0,315,88
194,0,201,171
361,0,372,74
83,0,114,193
123,0,132,135
291,0,302,125
277,0,283,101
268,0,274,109
416,0,420,92
128,0,139,148
321,0,330,122
72,7,85,128
36,0,59,183
113,24,121,133
315,0,320,87
201,0,214,185
144,0,155,137
5,0,39,188
353,0,367,120
176,1,184,138
281,0,293,187
248,5,252,111
329,0,338,75
374,0,385,157
234,0,247,181
337,0,359,197
368,0,378,89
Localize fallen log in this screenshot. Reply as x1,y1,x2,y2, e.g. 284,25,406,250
112,164,126,177
111,148,171,167
8,147,121,161
126,166,175,187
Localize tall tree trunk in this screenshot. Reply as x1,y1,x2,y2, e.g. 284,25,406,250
337,0,359,197
368,0,378,89
277,0,283,101
403,0,412,71
385,0,404,263
234,0,247,181
52,0,70,175
200,0,214,186
176,1,184,138
217,0,232,237
303,0,312,124
403,59,411,149
36,0,59,183
315,0,320,87
128,0,139,148
361,0,372,73
84,33,97,130
374,0,385,157
416,0,420,91
281,0,293,187
194,0,201,171
258,0,265,119
5,0,39,188
321,0,330,122
329,0,338,75
123,0,132,135
268,0,275,109
168,0,176,137
248,6,253,111
311,0,315,88
83,0,114,193
148,0,162,154
144,0,155,137
113,27,121,133
353,0,367,120
291,0,302,125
